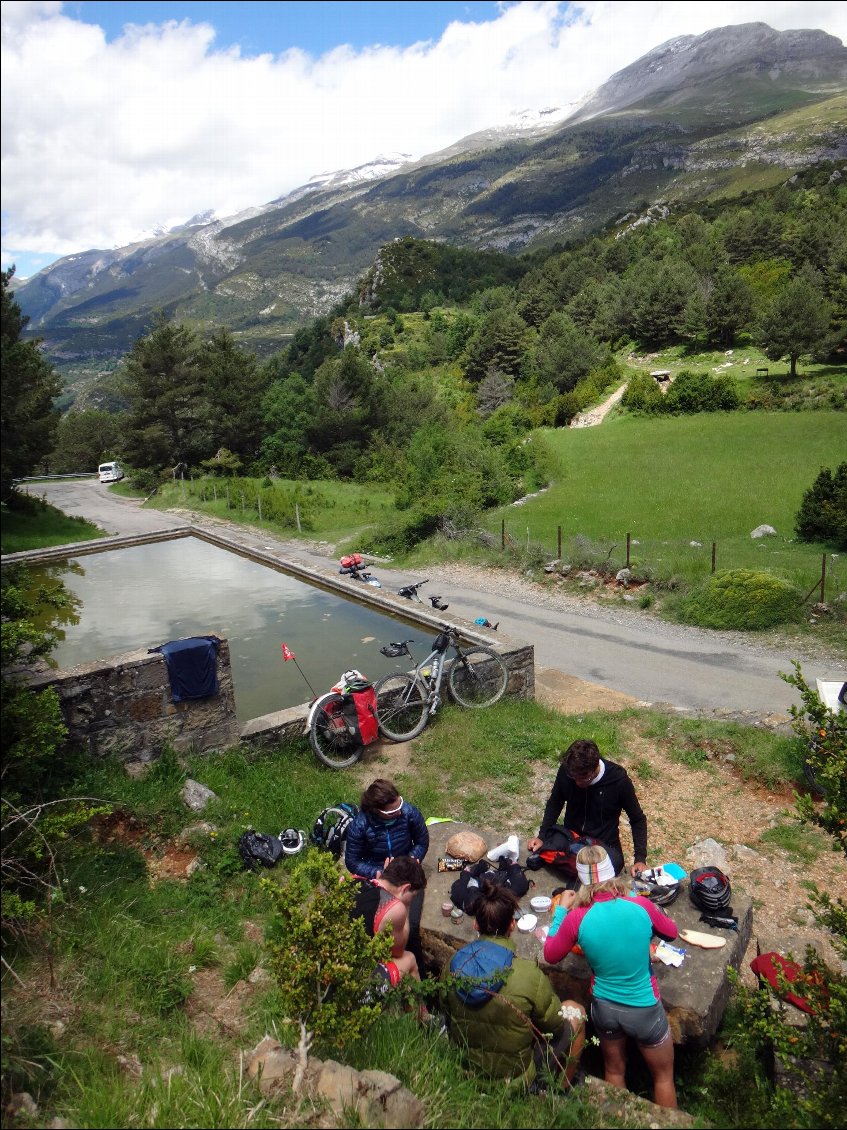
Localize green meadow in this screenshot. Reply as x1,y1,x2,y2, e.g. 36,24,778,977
490,412,845,592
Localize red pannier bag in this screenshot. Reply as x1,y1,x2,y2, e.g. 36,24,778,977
342,682,379,746
340,553,364,569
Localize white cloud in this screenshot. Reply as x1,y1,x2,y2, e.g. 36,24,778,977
2,1,845,269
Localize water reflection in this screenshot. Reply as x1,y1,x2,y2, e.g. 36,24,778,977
32,538,419,722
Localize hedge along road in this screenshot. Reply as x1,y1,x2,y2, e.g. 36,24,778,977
23,479,843,721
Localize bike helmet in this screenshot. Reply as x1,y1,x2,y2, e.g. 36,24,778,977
380,641,410,659
311,803,359,857
689,866,732,912
278,828,307,856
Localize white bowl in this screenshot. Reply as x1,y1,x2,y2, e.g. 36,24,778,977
517,913,538,932
530,895,552,913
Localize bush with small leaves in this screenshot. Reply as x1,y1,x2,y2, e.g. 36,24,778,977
677,569,799,630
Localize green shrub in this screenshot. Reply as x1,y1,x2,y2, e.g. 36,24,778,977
794,463,847,550
677,569,799,630
663,370,741,414
621,371,664,413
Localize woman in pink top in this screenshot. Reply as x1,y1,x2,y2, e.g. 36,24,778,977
543,845,679,1109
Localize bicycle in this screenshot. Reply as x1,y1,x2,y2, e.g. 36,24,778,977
373,624,509,742
397,578,449,611
307,669,378,770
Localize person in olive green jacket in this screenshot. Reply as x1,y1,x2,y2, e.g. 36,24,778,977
443,880,585,1091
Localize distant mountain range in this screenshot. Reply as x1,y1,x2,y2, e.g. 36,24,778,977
14,21,847,382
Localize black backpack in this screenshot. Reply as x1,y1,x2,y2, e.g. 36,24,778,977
238,830,284,871
451,858,531,915
525,825,603,877
311,803,359,857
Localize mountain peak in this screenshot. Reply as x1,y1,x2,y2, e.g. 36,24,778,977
571,22,847,123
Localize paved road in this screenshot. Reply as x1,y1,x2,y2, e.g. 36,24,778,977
22,479,845,719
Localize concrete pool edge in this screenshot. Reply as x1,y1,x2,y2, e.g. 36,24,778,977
4,525,536,762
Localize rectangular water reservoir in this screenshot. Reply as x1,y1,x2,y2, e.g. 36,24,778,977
31,537,424,723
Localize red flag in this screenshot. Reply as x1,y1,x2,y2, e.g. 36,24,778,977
281,643,295,661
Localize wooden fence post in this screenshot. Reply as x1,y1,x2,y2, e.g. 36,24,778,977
557,525,562,560
257,495,262,522
626,532,631,568
820,554,827,603
711,543,717,574
501,519,505,550
296,503,302,533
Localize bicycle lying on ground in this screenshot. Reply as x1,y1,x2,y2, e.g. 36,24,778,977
397,578,449,611
374,625,509,742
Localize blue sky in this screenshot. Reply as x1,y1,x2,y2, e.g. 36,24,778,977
3,1,845,279
71,2,507,56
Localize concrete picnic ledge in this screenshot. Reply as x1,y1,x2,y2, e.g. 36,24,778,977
418,821,752,1049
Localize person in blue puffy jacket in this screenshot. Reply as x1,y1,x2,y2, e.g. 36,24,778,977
345,778,429,879
345,778,429,972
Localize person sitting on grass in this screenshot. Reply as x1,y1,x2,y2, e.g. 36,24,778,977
350,855,427,986
442,879,586,1092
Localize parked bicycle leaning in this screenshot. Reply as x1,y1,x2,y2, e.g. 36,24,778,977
374,624,508,742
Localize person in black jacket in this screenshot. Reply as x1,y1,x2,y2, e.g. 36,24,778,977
527,740,648,877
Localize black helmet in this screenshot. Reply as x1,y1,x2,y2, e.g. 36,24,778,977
278,828,307,856
311,803,359,857
632,872,679,907
689,866,732,912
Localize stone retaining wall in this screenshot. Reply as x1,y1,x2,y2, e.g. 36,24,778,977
27,640,240,765
27,636,534,766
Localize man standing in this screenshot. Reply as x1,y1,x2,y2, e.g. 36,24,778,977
527,739,648,877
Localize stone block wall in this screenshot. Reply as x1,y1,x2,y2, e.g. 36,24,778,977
27,639,240,766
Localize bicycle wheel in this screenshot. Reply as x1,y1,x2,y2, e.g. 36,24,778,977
309,692,364,769
374,673,429,742
448,646,508,708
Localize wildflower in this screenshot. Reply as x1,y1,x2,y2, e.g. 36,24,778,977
78,885,87,894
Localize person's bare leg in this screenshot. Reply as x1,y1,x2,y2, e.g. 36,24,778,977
640,1034,677,1109
560,1001,586,1086
599,1032,628,1089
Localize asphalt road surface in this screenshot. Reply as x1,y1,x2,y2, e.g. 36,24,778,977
21,479,845,719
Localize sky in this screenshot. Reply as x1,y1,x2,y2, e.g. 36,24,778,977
2,1,845,279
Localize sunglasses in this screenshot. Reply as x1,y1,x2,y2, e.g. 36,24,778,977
379,796,403,817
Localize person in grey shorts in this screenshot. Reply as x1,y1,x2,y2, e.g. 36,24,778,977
543,844,679,1108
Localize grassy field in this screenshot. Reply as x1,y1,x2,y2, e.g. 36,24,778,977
3,699,815,1129
487,412,845,595
148,476,398,550
0,495,106,554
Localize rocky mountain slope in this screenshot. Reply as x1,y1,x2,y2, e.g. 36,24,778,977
14,22,847,369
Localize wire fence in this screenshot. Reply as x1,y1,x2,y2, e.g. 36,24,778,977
500,520,845,605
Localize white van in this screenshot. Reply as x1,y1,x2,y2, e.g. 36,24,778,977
98,461,124,484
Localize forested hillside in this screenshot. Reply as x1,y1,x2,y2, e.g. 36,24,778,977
43,167,844,536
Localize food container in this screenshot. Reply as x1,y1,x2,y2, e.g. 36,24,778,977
441,901,454,917
450,907,464,922
517,913,538,932
530,895,552,913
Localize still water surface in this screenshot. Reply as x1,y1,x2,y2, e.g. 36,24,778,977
39,538,420,722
